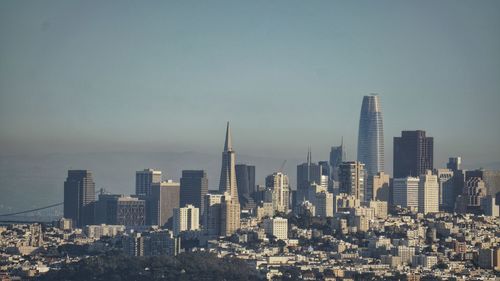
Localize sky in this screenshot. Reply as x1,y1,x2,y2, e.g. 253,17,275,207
1,0,500,172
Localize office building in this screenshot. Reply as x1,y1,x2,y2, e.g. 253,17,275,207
203,193,223,237
418,171,439,214
315,191,334,217
265,172,290,213
218,122,240,236
435,169,454,211
296,149,321,203
338,161,365,202
180,170,208,215
135,169,162,196
330,138,347,182
235,164,256,211
173,204,200,235
357,94,385,176
64,170,96,228
107,196,146,226
393,177,420,211
367,171,390,202
481,196,499,217
150,180,180,227
447,157,462,172
94,193,122,224
263,217,288,240
393,130,433,178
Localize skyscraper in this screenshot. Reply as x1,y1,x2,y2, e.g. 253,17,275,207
296,149,321,203
180,170,208,214
418,171,439,214
235,164,256,211
357,94,385,176
218,122,240,236
150,180,180,227
136,169,162,196
392,177,420,211
64,170,96,228
338,161,366,202
330,138,347,182
265,172,290,213
447,157,462,172
393,130,434,178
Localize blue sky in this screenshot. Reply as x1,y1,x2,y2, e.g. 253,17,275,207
1,0,499,171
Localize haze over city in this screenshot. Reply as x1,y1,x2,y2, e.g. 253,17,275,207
1,1,500,210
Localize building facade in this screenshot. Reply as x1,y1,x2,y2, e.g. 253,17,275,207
357,94,385,176
180,170,208,215
393,130,433,178
135,169,161,196
63,170,96,228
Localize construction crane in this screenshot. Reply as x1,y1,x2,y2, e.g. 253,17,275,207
278,160,287,173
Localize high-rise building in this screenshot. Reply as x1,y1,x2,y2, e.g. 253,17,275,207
203,193,223,237
393,130,433,178
107,196,146,226
338,161,365,202
64,170,96,228
367,172,390,202
315,191,334,217
481,196,499,217
135,169,162,196
218,122,240,236
357,94,385,176
435,169,454,211
456,177,487,214
150,180,180,227
330,138,347,182
173,204,200,235
265,172,290,213
418,171,439,214
94,193,122,224
180,170,208,215
296,149,321,203
447,157,462,172
392,177,420,211
235,164,256,211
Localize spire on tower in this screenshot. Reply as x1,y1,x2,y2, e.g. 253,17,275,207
307,147,311,166
224,122,232,151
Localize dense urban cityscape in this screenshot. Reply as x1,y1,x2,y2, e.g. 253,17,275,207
1,94,499,280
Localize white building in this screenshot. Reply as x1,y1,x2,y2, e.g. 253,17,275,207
173,204,200,235
263,217,288,240
85,224,125,239
393,177,420,211
418,171,439,214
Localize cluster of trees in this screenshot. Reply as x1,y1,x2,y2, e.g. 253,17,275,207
36,251,263,281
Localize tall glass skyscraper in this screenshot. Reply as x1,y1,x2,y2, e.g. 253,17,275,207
357,94,385,176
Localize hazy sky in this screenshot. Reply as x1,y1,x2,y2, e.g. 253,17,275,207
1,0,500,171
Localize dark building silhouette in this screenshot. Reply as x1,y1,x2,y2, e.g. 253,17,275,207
447,157,462,172
393,130,433,178
63,170,96,228
95,193,122,224
180,170,208,213
329,139,346,182
235,164,256,211
296,149,321,204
